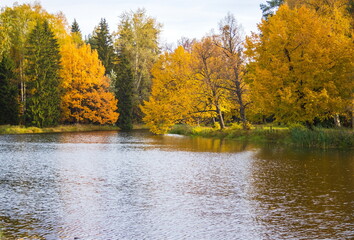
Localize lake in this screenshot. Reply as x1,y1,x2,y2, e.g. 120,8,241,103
0,130,353,239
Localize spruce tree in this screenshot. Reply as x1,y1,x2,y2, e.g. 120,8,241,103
0,56,19,124
71,19,81,33
115,52,133,130
25,20,61,127
71,19,83,45
89,18,116,75
260,0,284,19
115,9,161,122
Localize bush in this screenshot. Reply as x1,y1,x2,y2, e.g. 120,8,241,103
169,124,192,135
229,122,243,130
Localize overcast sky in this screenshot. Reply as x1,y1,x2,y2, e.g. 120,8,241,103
1,0,265,44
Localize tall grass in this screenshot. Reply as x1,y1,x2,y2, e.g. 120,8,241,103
169,124,353,149
289,127,353,148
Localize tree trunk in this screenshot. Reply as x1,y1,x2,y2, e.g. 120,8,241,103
216,106,225,129
305,120,314,130
239,105,248,129
334,114,341,128
233,66,248,130
20,62,26,125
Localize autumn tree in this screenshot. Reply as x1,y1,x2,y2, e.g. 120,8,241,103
25,20,61,127
260,0,353,19
115,8,161,122
89,18,116,75
286,0,349,12
141,46,197,134
214,13,250,129
0,56,19,124
191,37,234,129
245,5,353,127
60,42,119,124
0,3,68,123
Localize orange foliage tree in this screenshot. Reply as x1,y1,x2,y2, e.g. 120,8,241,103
60,42,119,124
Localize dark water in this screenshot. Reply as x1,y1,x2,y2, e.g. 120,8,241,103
0,130,353,239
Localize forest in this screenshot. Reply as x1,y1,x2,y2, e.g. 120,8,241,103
0,0,353,134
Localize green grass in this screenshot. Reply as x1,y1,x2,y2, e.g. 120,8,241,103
169,124,353,149
132,124,149,130
289,126,353,149
0,124,120,135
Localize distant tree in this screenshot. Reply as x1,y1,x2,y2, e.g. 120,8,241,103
115,52,134,130
0,3,68,124
71,19,81,33
349,0,354,14
88,18,116,75
0,56,19,124
191,37,233,129
177,37,196,53
214,13,250,129
115,8,161,122
141,46,196,134
71,19,83,45
260,0,284,19
245,5,353,127
60,42,119,124
25,20,61,127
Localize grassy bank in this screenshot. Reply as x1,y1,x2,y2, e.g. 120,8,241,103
0,124,120,135
169,124,354,149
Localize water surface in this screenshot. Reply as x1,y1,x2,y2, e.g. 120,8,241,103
0,130,353,239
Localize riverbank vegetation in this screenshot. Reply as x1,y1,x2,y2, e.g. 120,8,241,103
0,1,353,143
143,1,353,134
0,124,119,135
169,124,354,149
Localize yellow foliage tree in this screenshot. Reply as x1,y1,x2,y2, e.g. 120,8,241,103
60,42,119,124
142,39,236,134
245,5,353,125
191,37,234,129
141,46,196,134
0,3,70,123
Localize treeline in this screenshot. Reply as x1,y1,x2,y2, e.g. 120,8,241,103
0,4,160,129
143,0,354,133
0,1,353,133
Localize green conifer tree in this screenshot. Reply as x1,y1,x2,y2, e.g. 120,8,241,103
71,19,83,45
71,19,81,33
115,52,133,130
0,56,19,124
260,0,284,19
115,9,161,122
89,18,116,75
25,20,61,127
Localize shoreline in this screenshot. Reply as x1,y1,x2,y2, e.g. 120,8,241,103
168,124,354,149
0,124,121,135
0,124,150,135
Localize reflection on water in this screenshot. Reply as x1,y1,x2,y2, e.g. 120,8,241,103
250,146,354,239
0,130,353,239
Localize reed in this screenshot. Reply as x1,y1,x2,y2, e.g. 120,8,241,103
169,124,353,149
